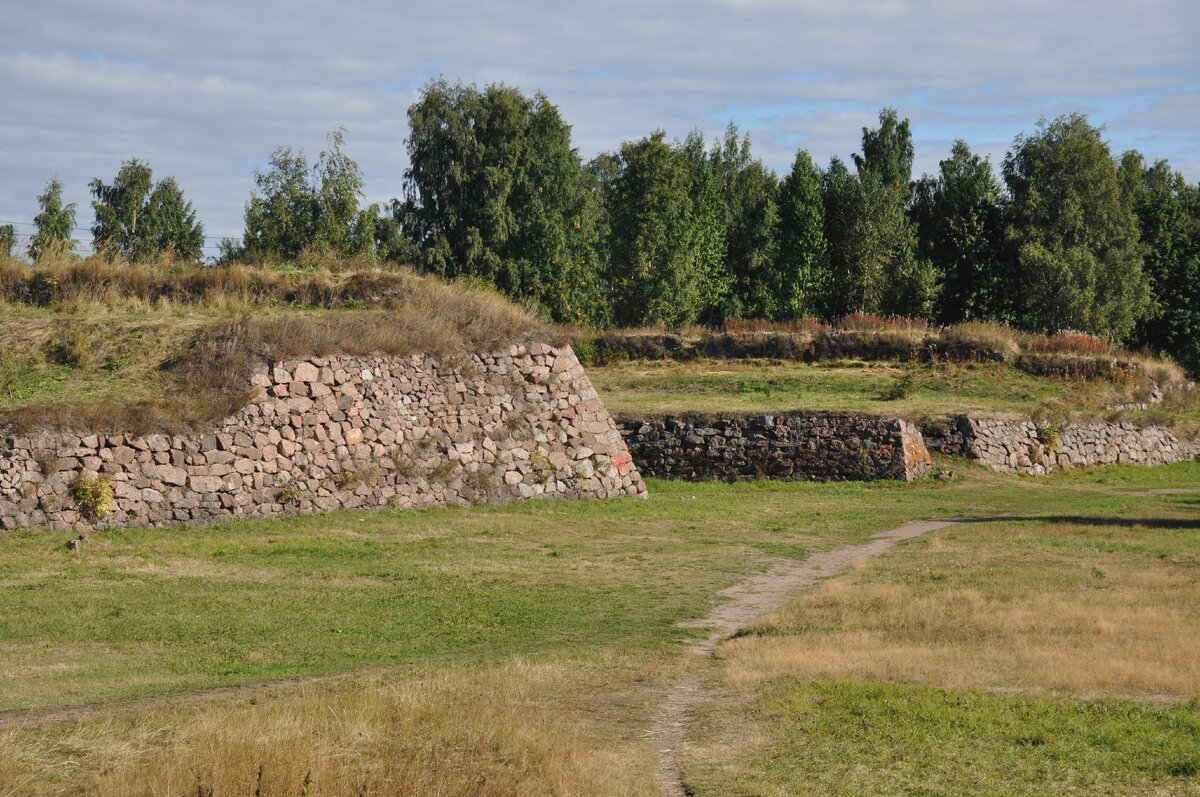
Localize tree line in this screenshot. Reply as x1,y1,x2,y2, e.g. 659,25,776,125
8,79,1199,374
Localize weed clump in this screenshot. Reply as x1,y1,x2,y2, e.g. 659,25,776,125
70,474,114,522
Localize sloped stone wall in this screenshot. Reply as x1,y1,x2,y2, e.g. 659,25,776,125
617,414,931,482
0,343,646,531
922,416,1200,475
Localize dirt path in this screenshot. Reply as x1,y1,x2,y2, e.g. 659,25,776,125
2,518,957,782
649,519,958,797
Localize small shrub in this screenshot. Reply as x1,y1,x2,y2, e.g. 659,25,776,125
70,474,114,522
334,461,376,489
878,366,919,401
1036,416,1063,452
529,452,553,483
389,448,421,478
570,336,598,366
45,333,90,367
278,482,303,504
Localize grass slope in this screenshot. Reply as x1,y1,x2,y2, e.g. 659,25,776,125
0,255,555,433
588,358,1200,431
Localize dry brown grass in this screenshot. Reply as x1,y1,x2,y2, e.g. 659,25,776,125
568,319,1192,386
937,319,1022,361
0,656,658,796
0,256,557,433
720,526,1200,702
0,251,549,320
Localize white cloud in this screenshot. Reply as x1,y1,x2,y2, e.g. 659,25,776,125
3,0,1198,245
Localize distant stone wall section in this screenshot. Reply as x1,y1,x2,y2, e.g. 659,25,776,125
921,416,1200,475
617,414,932,483
0,344,646,531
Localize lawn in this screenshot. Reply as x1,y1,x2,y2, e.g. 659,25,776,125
589,357,1122,419
682,465,1200,796
1,461,1198,794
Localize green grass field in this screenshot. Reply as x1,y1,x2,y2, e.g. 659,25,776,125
587,358,1200,429
588,358,1069,418
2,462,1199,793
682,468,1200,796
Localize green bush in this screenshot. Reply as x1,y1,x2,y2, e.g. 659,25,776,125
1036,417,1063,452
70,475,114,522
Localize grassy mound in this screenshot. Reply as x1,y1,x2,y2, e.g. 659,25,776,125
0,254,558,434
572,316,1191,387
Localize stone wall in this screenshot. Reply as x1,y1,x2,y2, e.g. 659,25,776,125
921,416,1200,476
617,414,932,483
617,412,1196,484
0,343,646,531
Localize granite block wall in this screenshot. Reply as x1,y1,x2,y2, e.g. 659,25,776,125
0,343,646,531
922,416,1200,475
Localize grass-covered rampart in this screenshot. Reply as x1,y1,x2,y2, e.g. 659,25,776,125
1,253,1195,436
573,316,1190,386
0,253,558,434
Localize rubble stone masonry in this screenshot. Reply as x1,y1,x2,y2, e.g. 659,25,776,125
617,414,932,483
0,343,646,531
921,416,1200,475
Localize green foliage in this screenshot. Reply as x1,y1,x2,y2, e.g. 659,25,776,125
569,336,598,366
371,212,419,265
399,80,607,325
237,127,375,261
680,130,732,322
277,481,303,504
821,156,937,318
1036,416,1063,452
1120,152,1200,376
1003,113,1149,339
772,149,828,320
912,140,1004,323
852,106,914,192
29,178,77,261
70,473,114,522
708,123,779,321
602,131,729,327
877,363,919,401
0,224,15,258
90,159,204,261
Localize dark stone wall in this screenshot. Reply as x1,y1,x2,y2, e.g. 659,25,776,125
616,414,931,483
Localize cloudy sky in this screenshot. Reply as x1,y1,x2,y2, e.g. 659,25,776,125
3,0,1198,258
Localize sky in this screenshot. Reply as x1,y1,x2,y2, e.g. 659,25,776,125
3,0,1198,259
